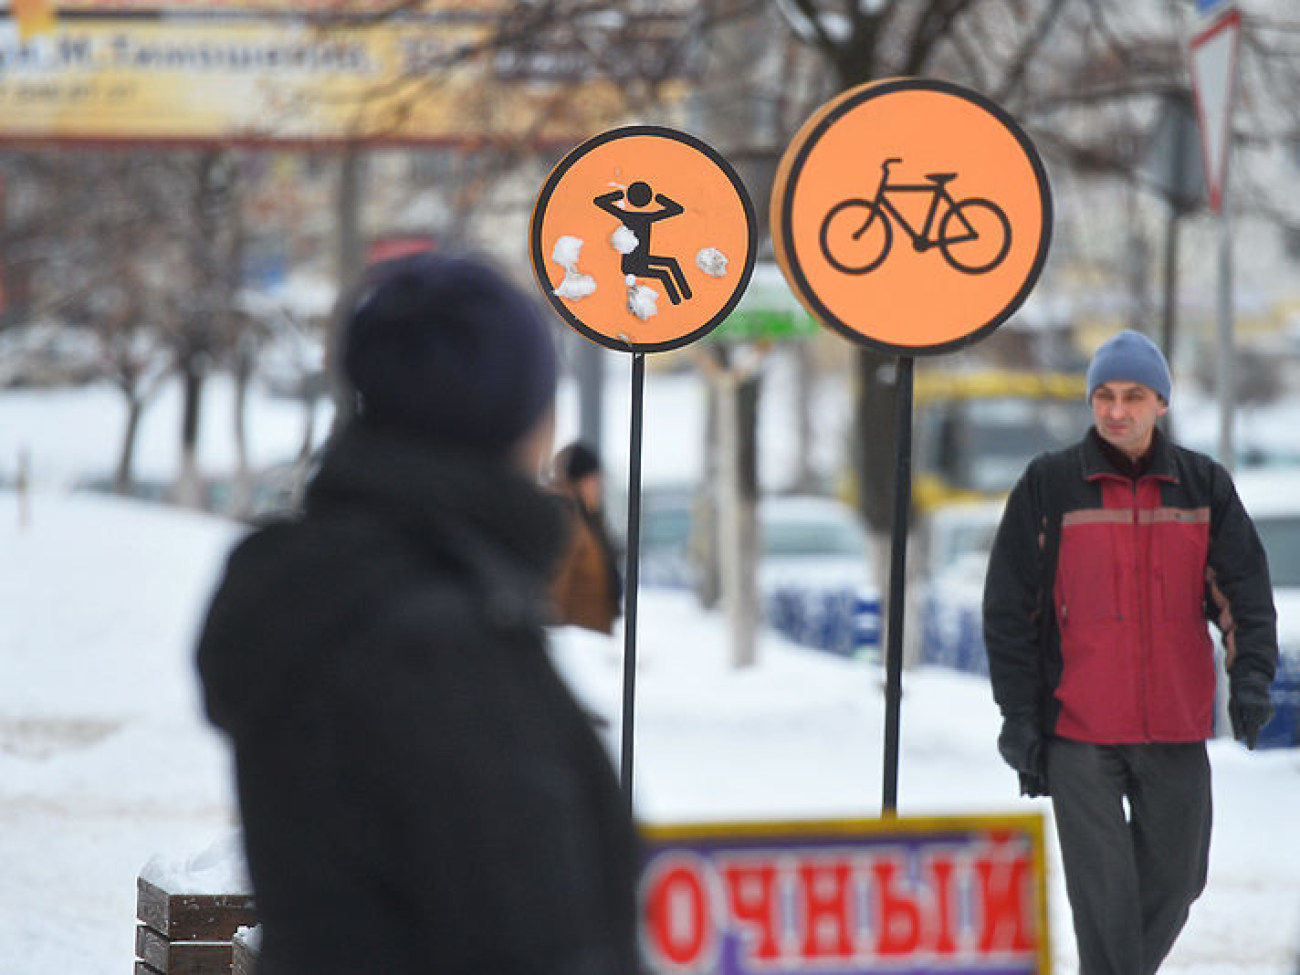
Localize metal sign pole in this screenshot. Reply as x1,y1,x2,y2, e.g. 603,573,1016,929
881,355,915,816
619,352,647,811
1216,180,1236,473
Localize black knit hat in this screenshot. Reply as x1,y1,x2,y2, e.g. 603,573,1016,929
343,253,557,450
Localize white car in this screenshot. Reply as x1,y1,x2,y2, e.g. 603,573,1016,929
759,495,881,659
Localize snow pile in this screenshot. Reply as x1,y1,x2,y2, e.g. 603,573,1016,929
3,375,1300,974
550,235,596,301
695,247,729,278
140,828,251,895
0,489,242,973
234,924,262,950
611,225,639,255
628,283,660,321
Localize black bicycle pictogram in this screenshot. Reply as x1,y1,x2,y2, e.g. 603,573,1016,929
818,158,1012,275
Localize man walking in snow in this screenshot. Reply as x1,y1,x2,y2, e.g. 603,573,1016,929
196,253,639,975
983,329,1278,975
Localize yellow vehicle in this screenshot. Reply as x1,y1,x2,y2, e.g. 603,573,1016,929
912,368,1090,514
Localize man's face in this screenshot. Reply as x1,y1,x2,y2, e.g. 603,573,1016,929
1091,380,1167,459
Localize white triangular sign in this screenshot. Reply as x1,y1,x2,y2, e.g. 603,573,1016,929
1188,9,1241,213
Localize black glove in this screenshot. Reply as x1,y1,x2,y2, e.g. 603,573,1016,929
998,714,1048,797
1228,678,1275,750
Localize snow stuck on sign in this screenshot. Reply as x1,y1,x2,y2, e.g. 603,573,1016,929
611,225,639,255
550,235,596,300
696,247,728,278
628,283,660,321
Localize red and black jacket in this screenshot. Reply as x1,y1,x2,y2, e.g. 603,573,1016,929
983,427,1278,743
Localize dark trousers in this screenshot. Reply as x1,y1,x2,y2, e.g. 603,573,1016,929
1047,739,1212,975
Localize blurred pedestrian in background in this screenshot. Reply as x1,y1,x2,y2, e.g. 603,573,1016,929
196,253,638,975
983,329,1278,975
550,441,623,634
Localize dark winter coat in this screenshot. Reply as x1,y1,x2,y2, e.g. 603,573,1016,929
551,495,622,635
984,427,1278,743
196,421,639,975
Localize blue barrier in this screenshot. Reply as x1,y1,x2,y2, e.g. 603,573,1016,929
765,586,881,660
920,591,988,677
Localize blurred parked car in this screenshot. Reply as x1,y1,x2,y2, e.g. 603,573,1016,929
916,499,1004,675
759,495,880,659
632,487,881,658
635,483,699,589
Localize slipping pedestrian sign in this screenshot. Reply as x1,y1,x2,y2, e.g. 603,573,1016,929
772,78,1052,354
530,125,757,353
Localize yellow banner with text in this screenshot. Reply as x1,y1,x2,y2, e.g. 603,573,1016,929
0,14,672,145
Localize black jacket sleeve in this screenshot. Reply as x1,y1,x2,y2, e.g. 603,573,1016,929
1206,464,1279,690
983,461,1049,722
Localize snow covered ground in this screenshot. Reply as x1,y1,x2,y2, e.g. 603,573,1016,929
2,369,1299,974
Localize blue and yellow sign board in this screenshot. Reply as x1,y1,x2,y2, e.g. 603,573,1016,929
0,2,687,144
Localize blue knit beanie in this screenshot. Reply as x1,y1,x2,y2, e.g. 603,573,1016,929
343,253,557,450
1086,330,1171,405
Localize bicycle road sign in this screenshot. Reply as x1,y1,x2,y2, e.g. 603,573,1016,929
772,78,1052,355
530,125,757,353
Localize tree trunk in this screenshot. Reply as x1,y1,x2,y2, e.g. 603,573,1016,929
792,342,819,493
718,368,762,669
735,371,761,668
114,391,143,497
326,148,366,443
174,361,205,509
228,342,254,519
695,361,722,609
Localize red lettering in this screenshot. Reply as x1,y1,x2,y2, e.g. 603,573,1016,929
975,850,1035,954
797,859,855,960
872,859,922,957
926,853,959,956
720,860,781,961
643,856,712,969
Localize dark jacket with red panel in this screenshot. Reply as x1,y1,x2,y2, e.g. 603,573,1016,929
984,427,1277,743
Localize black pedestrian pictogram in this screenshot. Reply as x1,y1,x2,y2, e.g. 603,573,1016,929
819,158,1012,276
595,181,693,304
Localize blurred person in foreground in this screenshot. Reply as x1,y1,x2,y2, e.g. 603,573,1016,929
195,253,639,975
983,329,1278,975
550,442,622,634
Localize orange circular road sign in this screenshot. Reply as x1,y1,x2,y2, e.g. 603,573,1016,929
531,126,757,353
773,78,1052,355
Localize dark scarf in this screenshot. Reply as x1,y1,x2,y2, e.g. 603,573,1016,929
1090,426,1157,480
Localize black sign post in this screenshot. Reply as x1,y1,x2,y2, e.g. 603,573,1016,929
771,79,1052,814
530,126,757,807
880,355,914,813
619,352,646,808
